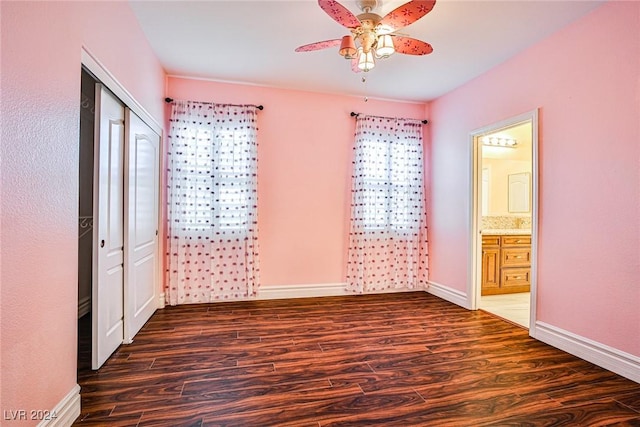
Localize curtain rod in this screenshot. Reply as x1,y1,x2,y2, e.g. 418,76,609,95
164,97,264,110
350,111,428,125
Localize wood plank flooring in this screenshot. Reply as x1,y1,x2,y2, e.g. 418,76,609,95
75,292,640,426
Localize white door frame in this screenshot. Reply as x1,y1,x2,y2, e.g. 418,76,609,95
468,109,539,337
81,48,162,136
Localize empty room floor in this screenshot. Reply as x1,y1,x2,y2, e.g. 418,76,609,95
75,292,640,426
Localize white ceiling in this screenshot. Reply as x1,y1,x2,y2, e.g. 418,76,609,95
129,0,604,103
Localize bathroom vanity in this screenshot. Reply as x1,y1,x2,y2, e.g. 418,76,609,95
481,231,531,295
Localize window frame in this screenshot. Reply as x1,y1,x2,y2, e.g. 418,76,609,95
173,126,254,235
358,138,422,233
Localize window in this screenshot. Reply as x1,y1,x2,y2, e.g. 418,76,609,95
176,128,252,232
360,140,420,231
347,115,429,294
166,101,260,305
351,117,424,235
167,102,258,237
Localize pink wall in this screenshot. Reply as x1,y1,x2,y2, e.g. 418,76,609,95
167,77,426,287
2,2,636,422
428,1,640,356
0,1,165,423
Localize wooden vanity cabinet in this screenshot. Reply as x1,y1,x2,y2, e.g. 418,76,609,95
481,237,500,294
482,235,531,295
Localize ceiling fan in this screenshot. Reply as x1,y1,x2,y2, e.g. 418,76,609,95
295,0,436,72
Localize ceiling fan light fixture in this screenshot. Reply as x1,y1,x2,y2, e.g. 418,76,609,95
339,35,357,59
295,0,436,73
375,34,395,58
357,47,375,71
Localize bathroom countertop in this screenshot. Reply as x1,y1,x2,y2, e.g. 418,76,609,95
482,229,532,235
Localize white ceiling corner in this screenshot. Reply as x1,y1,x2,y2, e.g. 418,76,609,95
129,0,604,102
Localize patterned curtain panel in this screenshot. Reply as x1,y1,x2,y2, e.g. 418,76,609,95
347,116,429,293
166,101,260,305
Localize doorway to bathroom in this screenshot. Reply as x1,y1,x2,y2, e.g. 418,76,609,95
470,110,538,331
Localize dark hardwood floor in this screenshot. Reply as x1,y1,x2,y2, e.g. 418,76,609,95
75,292,640,426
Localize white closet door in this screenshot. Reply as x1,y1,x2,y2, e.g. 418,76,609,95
124,110,160,342
92,85,125,369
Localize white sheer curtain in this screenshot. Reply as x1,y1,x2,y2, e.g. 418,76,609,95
347,115,429,294
165,101,260,305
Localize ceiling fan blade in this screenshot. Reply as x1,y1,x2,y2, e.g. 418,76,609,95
295,39,342,52
392,36,433,55
380,1,436,31
318,0,361,29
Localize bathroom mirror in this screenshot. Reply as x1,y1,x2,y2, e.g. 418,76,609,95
508,172,530,213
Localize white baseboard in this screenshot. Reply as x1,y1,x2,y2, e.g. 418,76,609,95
535,321,640,384
37,384,81,427
363,286,426,294
77,296,91,319
163,284,428,306
257,283,348,300
256,283,427,300
426,281,470,309
158,292,166,309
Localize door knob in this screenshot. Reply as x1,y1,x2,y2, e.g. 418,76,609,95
100,239,105,248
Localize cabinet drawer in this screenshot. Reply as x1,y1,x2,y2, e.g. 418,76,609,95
482,236,500,246
502,235,531,246
501,247,531,267
501,268,531,288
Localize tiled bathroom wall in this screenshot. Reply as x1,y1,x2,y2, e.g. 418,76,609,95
482,215,531,230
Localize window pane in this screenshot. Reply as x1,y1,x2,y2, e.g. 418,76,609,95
216,132,250,175
390,188,412,230
361,140,388,181
356,132,423,233
361,185,386,230
170,125,255,233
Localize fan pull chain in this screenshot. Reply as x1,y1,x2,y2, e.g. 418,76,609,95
362,76,368,102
